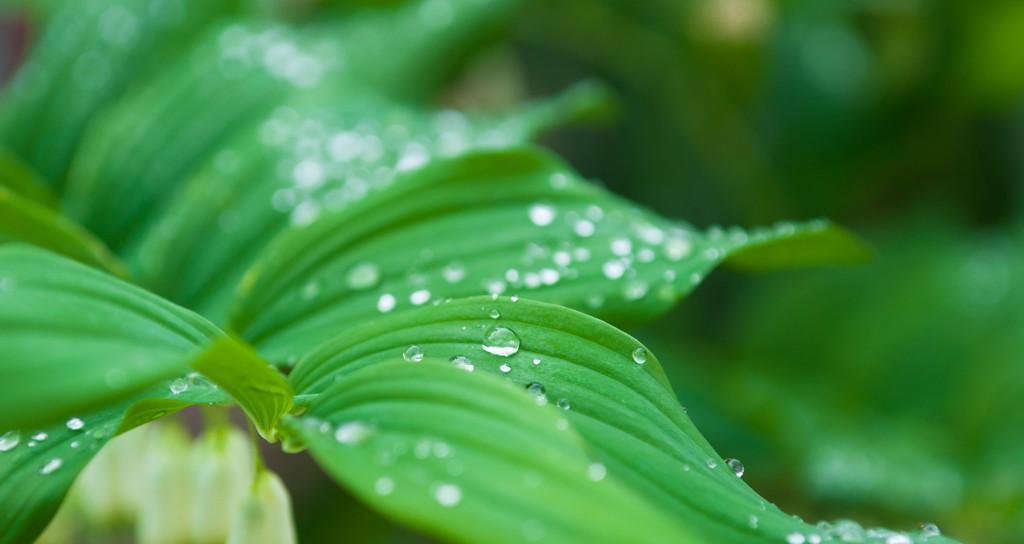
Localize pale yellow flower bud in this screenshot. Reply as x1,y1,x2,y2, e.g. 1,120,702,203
136,423,193,544
227,470,297,544
189,426,254,543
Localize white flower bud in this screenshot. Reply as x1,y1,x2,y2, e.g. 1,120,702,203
227,471,297,544
73,424,151,527
136,423,193,544
190,426,254,543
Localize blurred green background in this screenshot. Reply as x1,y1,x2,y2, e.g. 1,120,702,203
5,0,1022,542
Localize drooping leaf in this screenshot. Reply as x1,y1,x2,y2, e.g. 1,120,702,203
128,93,587,322
285,296,955,543
283,359,695,544
230,148,867,361
61,0,522,253
0,245,226,430
0,0,238,186
0,382,226,544
0,187,126,277
190,337,293,441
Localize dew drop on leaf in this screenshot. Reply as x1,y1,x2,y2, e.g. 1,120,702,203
377,293,396,313
725,457,744,478
587,463,607,481
347,262,380,290
499,363,512,374
482,326,520,357
403,345,424,363
31,432,47,441
410,289,431,306
442,262,466,284
169,378,188,395
66,417,84,431
556,398,571,411
40,458,62,475
433,483,462,507
921,523,941,537
631,347,648,365
0,431,19,452
488,308,501,319
375,476,395,496
335,422,371,445
450,355,474,372
529,203,556,226
602,260,625,280
706,459,718,469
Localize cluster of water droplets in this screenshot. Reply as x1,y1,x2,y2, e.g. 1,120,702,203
257,102,530,230
215,22,337,90
0,415,118,479
781,520,942,544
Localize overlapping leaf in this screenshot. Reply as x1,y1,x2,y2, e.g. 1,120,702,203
0,0,238,185
285,296,955,543
230,148,867,362
128,92,595,322
284,359,695,544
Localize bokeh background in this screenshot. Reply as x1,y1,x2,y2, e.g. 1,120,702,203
4,0,1022,542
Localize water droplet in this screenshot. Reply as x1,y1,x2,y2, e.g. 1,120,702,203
525,382,547,405
169,378,188,395
403,345,424,363
482,326,520,357
920,523,941,537
556,398,571,411
665,238,693,261
631,348,648,365
442,262,466,283
66,418,84,431
347,262,380,290
0,431,20,452
531,358,541,366
587,463,607,481
31,432,47,441
786,533,806,544
375,476,395,496
706,459,718,469
488,308,501,319
725,458,744,478
574,219,595,237
40,458,62,475
529,203,556,226
335,422,371,445
610,238,633,257
301,280,321,299
433,483,462,507
602,260,625,280
539,268,560,285
410,289,431,306
450,355,474,372
748,515,759,529
377,293,396,313
499,363,512,374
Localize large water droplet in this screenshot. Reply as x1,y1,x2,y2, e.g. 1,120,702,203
482,326,520,357
434,483,462,507
725,458,744,478
403,345,424,363
631,348,648,365
0,431,20,452
66,417,84,431
347,262,380,290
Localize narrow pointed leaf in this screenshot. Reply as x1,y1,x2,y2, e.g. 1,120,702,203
0,188,126,277
283,359,695,544
0,148,55,206
285,297,956,544
230,148,867,361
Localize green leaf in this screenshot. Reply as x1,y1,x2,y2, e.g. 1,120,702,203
0,0,238,185
229,148,866,361
127,95,581,322
61,0,522,253
189,337,294,441
0,245,229,431
0,147,56,206
722,220,872,271
285,296,955,543
0,187,127,277
0,380,226,544
282,359,696,544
